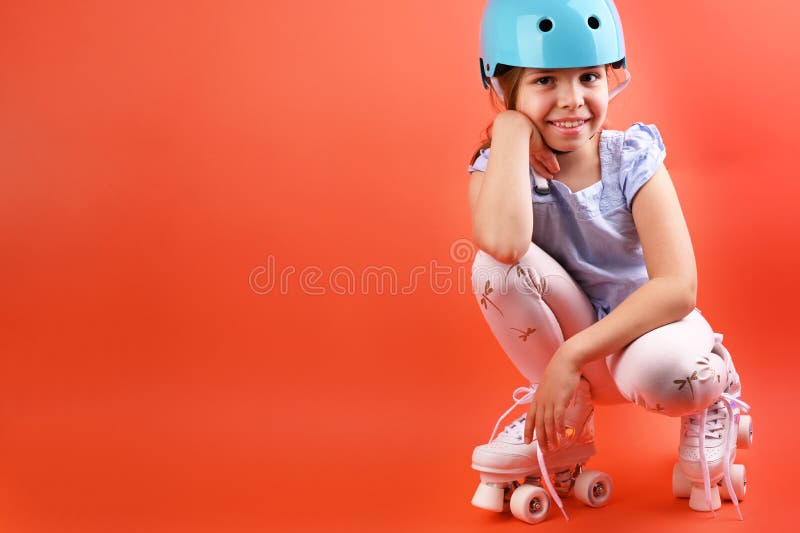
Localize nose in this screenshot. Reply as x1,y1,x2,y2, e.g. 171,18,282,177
557,79,585,109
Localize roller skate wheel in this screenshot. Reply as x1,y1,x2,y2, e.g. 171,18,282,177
672,463,692,499
471,482,504,512
719,464,746,501
509,484,550,524
737,415,752,449
574,469,613,508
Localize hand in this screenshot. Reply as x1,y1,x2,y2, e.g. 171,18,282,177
493,110,559,179
528,122,560,180
523,346,582,451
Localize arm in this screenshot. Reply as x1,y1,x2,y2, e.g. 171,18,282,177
564,163,697,368
470,111,535,263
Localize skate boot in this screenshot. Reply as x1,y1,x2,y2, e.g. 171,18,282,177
672,332,752,520
471,377,613,524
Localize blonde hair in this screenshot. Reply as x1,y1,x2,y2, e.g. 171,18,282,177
469,64,623,167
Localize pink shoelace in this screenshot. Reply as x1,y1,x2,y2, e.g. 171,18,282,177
686,392,752,520
488,384,571,521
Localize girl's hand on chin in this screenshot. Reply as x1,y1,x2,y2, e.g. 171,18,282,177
529,125,560,180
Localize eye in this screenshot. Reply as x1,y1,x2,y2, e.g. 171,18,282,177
582,73,600,82
533,76,553,85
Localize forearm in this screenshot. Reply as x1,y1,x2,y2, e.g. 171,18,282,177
564,277,696,368
472,111,534,261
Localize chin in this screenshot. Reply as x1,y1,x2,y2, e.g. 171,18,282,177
545,137,584,152
547,131,597,151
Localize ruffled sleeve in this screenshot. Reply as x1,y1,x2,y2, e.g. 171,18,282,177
468,147,490,173
620,123,667,210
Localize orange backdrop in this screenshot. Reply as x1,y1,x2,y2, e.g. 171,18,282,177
2,1,797,531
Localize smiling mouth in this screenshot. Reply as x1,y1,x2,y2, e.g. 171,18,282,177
548,119,588,128
547,121,588,135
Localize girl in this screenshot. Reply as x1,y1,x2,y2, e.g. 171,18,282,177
467,0,752,524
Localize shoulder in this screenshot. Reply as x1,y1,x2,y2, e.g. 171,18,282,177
618,122,668,210
622,122,666,158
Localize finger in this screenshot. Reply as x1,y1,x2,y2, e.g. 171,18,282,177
524,404,536,444
534,152,559,176
544,403,556,451
529,123,543,143
554,406,566,445
534,150,556,178
530,160,553,180
548,155,560,174
529,129,558,171
535,403,546,451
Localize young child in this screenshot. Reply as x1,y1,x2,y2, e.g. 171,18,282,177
467,0,752,524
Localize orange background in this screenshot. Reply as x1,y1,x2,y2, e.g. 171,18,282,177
1,1,797,531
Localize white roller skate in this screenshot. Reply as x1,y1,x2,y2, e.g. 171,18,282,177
672,333,752,520
471,377,613,524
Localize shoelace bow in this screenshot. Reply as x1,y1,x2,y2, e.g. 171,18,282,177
685,392,751,520
487,384,571,521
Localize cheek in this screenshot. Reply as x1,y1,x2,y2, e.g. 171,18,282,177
517,102,548,122
590,99,609,117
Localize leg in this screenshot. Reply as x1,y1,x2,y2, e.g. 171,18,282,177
471,242,624,404
469,242,620,520
606,309,751,517
606,309,727,416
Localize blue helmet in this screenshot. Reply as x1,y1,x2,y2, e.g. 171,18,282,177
479,0,630,101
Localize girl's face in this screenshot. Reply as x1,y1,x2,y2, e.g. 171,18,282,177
515,66,609,152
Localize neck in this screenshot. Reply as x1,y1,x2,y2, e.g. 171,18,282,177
552,131,601,175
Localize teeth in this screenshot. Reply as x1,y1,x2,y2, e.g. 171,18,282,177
553,120,585,128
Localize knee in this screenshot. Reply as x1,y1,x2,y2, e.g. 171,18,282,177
651,365,725,417
610,344,727,417
471,245,544,298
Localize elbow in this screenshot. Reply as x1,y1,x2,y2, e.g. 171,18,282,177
472,234,531,264
651,277,696,317
492,246,527,265
679,278,697,314
685,275,697,309
686,285,697,313
504,240,533,264
471,211,533,265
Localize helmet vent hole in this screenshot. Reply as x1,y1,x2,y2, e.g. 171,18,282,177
538,18,553,32
588,16,600,29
